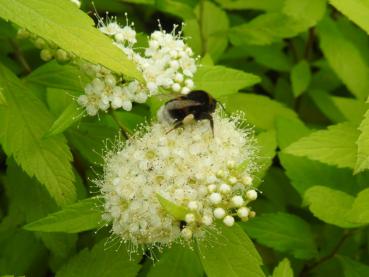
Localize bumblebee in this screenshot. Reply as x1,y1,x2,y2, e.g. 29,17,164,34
157,90,217,135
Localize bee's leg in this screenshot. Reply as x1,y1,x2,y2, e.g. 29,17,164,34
198,113,214,136
165,120,183,134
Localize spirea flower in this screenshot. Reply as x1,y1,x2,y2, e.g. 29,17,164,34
76,17,198,117
98,112,259,250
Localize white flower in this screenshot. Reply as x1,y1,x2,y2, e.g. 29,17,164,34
98,112,259,248
99,22,121,36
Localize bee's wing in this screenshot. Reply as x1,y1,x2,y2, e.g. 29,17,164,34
165,99,202,110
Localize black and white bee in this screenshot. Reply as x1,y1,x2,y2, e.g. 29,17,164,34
157,90,218,135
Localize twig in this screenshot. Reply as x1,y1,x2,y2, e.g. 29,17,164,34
304,28,315,61
9,39,32,74
300,230,356,277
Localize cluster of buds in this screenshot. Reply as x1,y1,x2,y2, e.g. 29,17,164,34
181,161,257,239
77,61,147,115
17,29,74,64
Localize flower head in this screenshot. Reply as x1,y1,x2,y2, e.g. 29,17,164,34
98,112,259,251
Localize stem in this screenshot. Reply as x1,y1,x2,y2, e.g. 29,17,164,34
304,28,315,61
198,0,207,56
110,111,131,140
300,230,356,277
9,39,32,74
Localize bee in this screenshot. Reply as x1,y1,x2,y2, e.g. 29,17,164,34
157,90,218,135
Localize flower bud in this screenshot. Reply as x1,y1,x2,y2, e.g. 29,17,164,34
223,215,235,227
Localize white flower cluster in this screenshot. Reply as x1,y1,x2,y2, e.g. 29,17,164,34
17,29,74,64
76,17,198,116
138,27,197,95
99,112,258,249
77,61,148,116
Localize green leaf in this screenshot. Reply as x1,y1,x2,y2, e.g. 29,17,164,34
24,61,87,91
275,117,311,149
0,63,76,206
198,223,264,277
0,88,6,105
155,0,195,20
194,66,260,98
148,244,203,277
242,212,317,259
317,16,369,100
196,1,229,60
221,94,297,130
308,89,347,123
272,258,293,277
254,130,277,186
355,109,369,173
329,0,369,35
156,193,188,221
337,255,369,277
44,102,83,137
56,239,141,277
348,188,369,225
284,122,359,169
304,186,359,228
215,0,284,11
290,60,311,97
230,0,325,45
280,153,359,196
67,121,118,164
0,0,142,80
331,96,368,124
23,197,103,233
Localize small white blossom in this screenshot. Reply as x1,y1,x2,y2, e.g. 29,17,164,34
213,207,226,219
223,215,235,227
246,190,258,200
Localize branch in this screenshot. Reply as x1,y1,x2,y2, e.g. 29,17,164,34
9,39,32,74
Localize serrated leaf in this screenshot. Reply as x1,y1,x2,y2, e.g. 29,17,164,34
348,188,369,224
355,109,369,173
156,193,188,221
317,16,369,100
304,186,360,228
337,255,369,277
0,0,142,80
243,212,317,259
0,63,76,206
329,0,369,35
24,61,87,92
221,93,297,130
272,258,293,277
24,197,103,233
198,224,264,277
56,239,141,277
230,0,325,45
45,102,84,137
291,60,311,97
194,66,260,98
284,122,359,169
147,244,203,277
